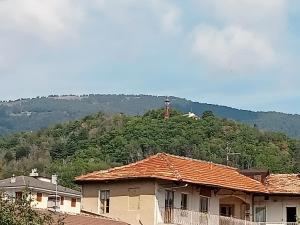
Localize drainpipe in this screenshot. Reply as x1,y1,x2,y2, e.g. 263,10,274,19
252,194,255,222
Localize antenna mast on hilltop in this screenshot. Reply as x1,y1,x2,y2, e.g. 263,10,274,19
164,96,170,120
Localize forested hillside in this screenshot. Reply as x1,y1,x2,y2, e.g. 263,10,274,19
0,109,299,188
1,94,300,138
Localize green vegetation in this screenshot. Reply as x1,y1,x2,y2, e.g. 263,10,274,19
1,94,300,138
0,191,64,225
0,109,299,188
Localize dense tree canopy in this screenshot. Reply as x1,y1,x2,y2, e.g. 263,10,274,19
0,109,299,188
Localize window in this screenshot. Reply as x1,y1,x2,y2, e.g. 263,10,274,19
220,204,234,217
100,190,110,214
36,193,42,202
199,196,209,213
15,192,22,200
255,207,266,222
181,193,188,210
128,188,140,210
71,198,76,207
60,196,64,205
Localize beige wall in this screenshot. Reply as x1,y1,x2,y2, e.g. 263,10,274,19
81,180,156,225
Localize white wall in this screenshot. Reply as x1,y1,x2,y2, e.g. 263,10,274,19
254,196,300,223
154,182,220,225
1,188,80,214
60,196,81,214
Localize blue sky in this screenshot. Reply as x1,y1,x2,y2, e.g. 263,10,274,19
1,0,300,114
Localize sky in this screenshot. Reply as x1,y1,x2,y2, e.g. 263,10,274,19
1,0,300,114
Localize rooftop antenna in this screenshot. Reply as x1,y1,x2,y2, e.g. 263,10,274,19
226,142,240,166
164,96,170,120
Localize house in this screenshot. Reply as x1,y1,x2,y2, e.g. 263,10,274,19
0,170,81,214
75,153,300,225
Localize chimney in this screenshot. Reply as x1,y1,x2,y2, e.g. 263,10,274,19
29,168,39,177
10,174,16,183
51,175,58,185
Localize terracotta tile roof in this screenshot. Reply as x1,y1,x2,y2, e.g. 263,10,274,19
76,153,267,193
63,214,128,225
38,210,128,225
266,174,300,195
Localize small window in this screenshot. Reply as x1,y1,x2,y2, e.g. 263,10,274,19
181,193,188,210
220,204,234,217
60,196,64,205
128,188,140,210
15,192,22,200
100,190,110,213
71,198,76,207
199,196,209,213
36,193,43,202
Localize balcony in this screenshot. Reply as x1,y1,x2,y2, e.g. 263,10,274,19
159,208,298,225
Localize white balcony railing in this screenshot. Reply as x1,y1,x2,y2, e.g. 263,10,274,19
258,223,298,225
159,208,298,225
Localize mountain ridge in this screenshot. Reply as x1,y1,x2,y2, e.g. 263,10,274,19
0,94,300,138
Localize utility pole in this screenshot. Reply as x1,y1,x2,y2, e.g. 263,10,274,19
226,143,240,166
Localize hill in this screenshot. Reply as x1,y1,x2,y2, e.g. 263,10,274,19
1,94,300,138
0,109,299,188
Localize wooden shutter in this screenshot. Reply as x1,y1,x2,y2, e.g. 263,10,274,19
71,198,76,207
36,193,42,202
60,196,64,205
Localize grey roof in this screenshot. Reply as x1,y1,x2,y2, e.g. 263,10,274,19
0,176,80,197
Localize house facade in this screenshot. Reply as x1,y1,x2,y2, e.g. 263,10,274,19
0,171,81,214
76,153,300,225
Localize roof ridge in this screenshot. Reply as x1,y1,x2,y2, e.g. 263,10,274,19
76,154,163,179
162,153,238,171
160,153,182,181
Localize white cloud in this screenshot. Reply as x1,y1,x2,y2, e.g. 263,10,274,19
191,25,277,72
0,0,182,71
160,7,181,34
0,0,84,43
91,0,182,34
194,0,287,30
189,0,289,73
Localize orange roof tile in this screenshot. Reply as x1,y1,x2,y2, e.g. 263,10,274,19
266,174,300,195
63,214,128,225
76,153,267,193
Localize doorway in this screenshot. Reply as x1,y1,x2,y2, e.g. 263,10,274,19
164,190,174,223
286,207,297,223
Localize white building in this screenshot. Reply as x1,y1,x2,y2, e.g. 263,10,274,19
0,170,81,214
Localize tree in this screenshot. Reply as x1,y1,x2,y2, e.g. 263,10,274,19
202,111,215,119
0,191,64,225
4,151,14,162
15,146,30,160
